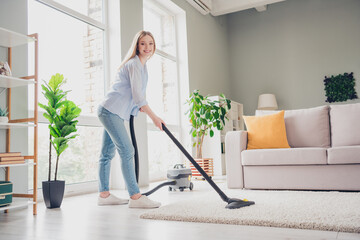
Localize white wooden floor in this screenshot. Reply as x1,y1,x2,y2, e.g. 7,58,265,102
1,180,359,240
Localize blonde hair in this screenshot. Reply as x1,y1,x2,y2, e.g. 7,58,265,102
118,30,156,70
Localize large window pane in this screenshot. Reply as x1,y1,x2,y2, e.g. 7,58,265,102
52,0,103,22
144,3,176,55
28,0,105,187
147,130,181,181
29,1,104,116
144,1,181,181
29,124,101,186
147,54,179,125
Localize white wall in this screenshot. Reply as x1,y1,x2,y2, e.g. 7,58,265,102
0,0,29,193
228,0,360,115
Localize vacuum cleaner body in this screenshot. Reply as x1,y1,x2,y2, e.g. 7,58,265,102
167,164,193,191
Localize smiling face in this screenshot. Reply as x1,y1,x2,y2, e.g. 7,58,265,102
137,34,155,59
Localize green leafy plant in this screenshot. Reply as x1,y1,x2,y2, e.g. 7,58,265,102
0,106,8,117
38,73,81,181
324,72,358,103
186,90,231,159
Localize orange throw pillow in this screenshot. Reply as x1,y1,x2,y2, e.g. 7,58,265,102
243,110,290,150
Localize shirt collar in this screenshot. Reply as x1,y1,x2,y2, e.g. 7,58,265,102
135,55,147,68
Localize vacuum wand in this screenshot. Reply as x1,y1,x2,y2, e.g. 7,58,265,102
161,123,255,209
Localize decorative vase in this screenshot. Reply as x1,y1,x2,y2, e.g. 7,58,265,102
0,116,8,123
42,180,65,208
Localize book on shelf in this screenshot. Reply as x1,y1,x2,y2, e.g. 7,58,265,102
0,152,21,157
0,156,25,161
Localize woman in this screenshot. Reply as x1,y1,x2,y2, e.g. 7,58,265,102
97,31,164,208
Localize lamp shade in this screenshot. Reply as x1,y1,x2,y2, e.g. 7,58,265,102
257,94,278,110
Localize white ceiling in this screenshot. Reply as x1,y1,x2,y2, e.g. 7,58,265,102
202,0,286,16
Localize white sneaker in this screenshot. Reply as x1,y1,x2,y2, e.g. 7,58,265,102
98,194,129,206
128,195,161,209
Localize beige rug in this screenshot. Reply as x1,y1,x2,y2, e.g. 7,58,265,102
140,189,360,233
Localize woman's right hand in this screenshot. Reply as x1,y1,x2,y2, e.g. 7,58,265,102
152,116,166,131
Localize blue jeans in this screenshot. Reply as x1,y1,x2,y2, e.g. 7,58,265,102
97,105,140,196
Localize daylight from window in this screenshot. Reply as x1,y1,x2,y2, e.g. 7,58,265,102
28,0,104,187
144,1,182,181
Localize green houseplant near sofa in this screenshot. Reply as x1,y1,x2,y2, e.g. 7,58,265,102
38,73,81,208
186,90,231,177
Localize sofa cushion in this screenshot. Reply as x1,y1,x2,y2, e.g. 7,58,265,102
330,103,360,147
243,111,290,150
241,147,327,166
327,146,360,164
256,105,330,148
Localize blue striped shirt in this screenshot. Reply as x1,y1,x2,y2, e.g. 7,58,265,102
100,55,148,121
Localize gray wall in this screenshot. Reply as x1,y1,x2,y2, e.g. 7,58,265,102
172,0,232,97
228,0,360,115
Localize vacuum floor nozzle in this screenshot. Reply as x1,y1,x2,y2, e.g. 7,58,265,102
226,198,255,209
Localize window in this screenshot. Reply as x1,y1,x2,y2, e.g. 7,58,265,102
144,0,185,181
28,0,105,190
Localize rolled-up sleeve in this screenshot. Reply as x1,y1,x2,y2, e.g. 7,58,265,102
128,63,148,108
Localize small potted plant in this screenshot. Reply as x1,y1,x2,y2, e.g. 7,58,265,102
0,106,9,123
38,73,81,208
186,90,231,176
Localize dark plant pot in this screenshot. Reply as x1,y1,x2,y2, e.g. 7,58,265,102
42,180,65,209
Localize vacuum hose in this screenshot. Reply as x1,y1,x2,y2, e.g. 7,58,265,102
142,180,176,196
129,115,139,183
129,115,176,196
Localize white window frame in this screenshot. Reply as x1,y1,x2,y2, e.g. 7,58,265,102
144,0,182,133
144,0,191,180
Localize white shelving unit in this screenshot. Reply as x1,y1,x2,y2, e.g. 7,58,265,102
0,199,36,212
0,75,36,88
202,98,244,176
0,27,38,215
0,122,36,129
0,27,36,47
0,162,36,168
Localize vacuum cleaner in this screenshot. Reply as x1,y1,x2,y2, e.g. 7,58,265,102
167,164,193,192
129,116,254,209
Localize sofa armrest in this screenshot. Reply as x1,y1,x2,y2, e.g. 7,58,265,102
225,130,248,189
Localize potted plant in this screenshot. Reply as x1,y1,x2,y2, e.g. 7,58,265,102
0,106,8,123
186,90,231,177
38,73,81,208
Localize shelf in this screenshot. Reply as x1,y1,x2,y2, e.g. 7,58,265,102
1,27,38,215
0,198,36,212
0,162,35,168
0,122,36,129
0,75,36,88
0,27,36,48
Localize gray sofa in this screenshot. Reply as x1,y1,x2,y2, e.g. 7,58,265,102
225,103,360,191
